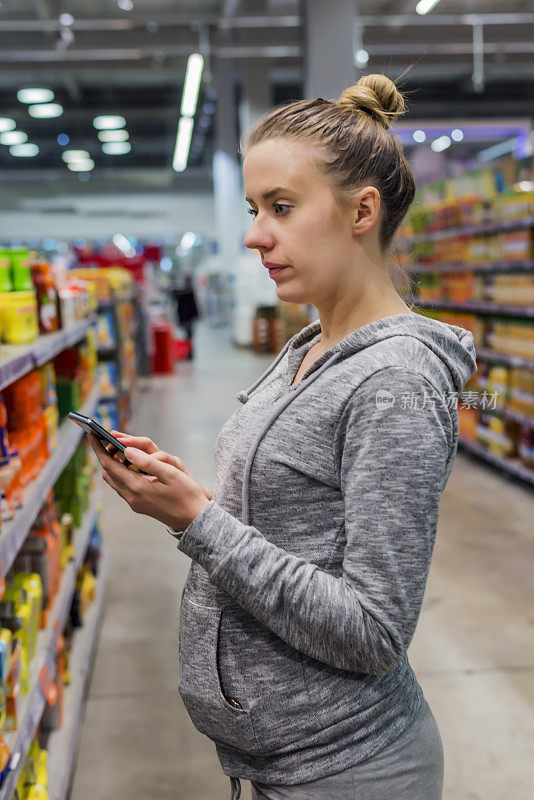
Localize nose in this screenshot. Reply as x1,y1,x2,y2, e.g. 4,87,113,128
244,216,275,252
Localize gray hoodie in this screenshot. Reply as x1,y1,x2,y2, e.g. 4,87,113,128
170,311,477,785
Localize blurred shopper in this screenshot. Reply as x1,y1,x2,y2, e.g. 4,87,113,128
91,74,477,800
172,274,199,359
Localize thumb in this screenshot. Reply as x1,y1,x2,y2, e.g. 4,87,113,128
124,447,174,483
152,450,188,473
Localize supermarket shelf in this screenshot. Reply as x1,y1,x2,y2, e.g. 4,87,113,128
0,385,100,580
97,292,135,310
475,349,534,371
408,297,534,318
458,437,534,488
98,386,132,403
0,318,94,392
408,260,534,274
0,500,101,800
481,406,534,430
46,551,109,800
503,408,534,428
411,215,534,244
97,345,117,357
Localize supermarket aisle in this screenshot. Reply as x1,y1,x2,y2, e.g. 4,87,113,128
71,319,534,800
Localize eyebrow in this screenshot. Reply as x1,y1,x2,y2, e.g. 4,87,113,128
245,186,294,203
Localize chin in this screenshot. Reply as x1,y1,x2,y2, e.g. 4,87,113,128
277,290,307,305
276,284,311,305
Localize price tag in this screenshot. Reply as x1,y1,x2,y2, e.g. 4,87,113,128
0,556,5,600
39,664,58,707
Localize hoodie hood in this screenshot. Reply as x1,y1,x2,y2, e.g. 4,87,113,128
237,311,477,404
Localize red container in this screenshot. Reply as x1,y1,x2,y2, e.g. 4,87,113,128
151,322,174,374
173,338,192,360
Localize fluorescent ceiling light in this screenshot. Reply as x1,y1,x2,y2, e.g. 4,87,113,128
180,231,197,250
102,141,131,155
451,129,464,142
59,13,74,26
0,131,28,145
180,53,204,117
477,137,518,163
431,135,451,152
413,129,426,143
416,0,442,14
10,143,39,157
17,88,54,104
0,118,16,133
62,149,91,162
67,160,95,172
98,129,129,142
118,0,134,9
28,103,63,118
355,49,369,67
173,116,194,172
113,234,136,257
93,115,126,130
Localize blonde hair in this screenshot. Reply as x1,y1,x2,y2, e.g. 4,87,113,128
241,74,415,252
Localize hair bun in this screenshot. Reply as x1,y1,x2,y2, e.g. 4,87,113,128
336,74,405,130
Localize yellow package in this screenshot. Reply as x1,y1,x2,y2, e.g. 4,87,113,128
79,565,96,617
11,575,43,666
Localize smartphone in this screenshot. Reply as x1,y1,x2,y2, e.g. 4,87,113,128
68,412,149,474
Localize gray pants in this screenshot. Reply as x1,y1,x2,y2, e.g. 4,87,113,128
229,700,443,800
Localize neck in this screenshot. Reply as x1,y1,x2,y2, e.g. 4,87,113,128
313,271,412,351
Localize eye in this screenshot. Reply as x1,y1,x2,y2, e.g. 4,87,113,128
273,203,291,216
246,206,257,218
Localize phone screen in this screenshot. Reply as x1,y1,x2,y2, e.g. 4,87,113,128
68,412,126,452
68,413,149,475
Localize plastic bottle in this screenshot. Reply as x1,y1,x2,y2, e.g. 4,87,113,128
31,260,59,334
10,248,33,292
0,250,13,292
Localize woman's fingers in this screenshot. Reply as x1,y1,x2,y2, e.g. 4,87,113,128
151,450,187,472
149,451,211,499
98,436,203,502
123,447,175,483
111,432,158,454
109,434,190,477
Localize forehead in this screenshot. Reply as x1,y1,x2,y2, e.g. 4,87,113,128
243,138,324,195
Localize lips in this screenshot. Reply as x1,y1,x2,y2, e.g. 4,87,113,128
263,262,288,270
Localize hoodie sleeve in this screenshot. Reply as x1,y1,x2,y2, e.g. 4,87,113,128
175,367,454,675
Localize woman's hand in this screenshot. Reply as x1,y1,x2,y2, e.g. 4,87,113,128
111,431,213,501
88,434,211,531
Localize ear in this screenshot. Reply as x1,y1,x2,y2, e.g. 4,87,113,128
350,185,381,236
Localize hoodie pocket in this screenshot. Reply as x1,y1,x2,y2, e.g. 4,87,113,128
216,609,326,754
178,596,258,752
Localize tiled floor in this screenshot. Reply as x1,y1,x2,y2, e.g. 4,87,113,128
71,319,534,800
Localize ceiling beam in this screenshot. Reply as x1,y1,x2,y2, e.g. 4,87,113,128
0,44,302,62
3,13,534,33
3,38,534,64
359,13,534,26
0,15,300,32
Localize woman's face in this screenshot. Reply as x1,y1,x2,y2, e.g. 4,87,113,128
243,137,366,306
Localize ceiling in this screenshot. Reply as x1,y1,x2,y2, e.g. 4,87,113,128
0,0,533,189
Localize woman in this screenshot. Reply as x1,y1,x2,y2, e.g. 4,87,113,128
90,74,477,800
